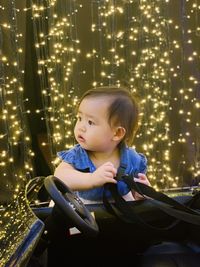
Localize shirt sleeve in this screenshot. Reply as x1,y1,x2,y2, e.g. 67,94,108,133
126,147,148,175
57,147,76,165
138,153,148,174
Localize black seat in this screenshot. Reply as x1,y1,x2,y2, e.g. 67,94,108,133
138,241,200,267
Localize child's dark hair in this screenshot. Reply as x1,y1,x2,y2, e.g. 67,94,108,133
79,86,140,146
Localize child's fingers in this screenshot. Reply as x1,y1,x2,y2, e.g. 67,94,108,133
134,173,151,186
137,173,147,180
134,177,144,183
103,162,117,175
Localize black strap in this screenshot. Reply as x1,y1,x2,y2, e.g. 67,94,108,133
124,176,200,215
103,170,200,230
103,164,128,220
103,166,179,230
125,176,200,214
103,182,181,230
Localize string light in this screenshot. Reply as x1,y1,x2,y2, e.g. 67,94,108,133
31,0,200,189
89,0,200,189
0,1,200,261
1,1,200,191
0,3,34,181
0,2,35,262
31,0,80,164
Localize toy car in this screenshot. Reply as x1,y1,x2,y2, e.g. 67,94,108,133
1,174,200,267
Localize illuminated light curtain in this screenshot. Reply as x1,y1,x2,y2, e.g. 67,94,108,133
0,3,36,263
31,0,80,168
0,1,33,203
193,1,200,181
89,0,200,189
32,0,200,189
126,0,173,189
89,0,172,189
169,0,200,186
89,0,127,87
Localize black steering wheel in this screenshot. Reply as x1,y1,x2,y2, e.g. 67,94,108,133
44,175,99,237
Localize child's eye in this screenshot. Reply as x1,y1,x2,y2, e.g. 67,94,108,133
88,120,94,125
77,115,81,121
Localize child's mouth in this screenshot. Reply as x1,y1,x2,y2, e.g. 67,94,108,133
77,135,85,142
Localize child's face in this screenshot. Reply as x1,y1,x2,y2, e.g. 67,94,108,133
74,96,117,152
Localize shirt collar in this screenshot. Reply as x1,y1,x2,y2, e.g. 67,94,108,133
73,144,129,173
73,146,94,171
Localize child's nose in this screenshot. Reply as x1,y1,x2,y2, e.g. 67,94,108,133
78,121,86,132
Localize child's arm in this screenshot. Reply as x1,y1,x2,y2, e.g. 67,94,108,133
131,173,151,200
54,161,117,191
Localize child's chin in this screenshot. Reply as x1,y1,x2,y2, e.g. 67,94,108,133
79,143,88,149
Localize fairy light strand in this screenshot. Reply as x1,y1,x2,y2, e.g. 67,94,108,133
0,1,35,263
0,2,34,186
0,4,200,258
31,0,200,187
31,0,80,169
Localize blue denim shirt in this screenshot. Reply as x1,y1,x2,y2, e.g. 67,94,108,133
57,144,147,201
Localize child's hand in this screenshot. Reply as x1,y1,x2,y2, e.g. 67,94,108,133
134,173,151,186
91,162,117,187
132,173,151,200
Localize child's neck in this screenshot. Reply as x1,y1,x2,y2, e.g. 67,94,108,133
89,148,120,169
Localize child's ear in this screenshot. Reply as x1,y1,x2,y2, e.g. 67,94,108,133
113,127,126,142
